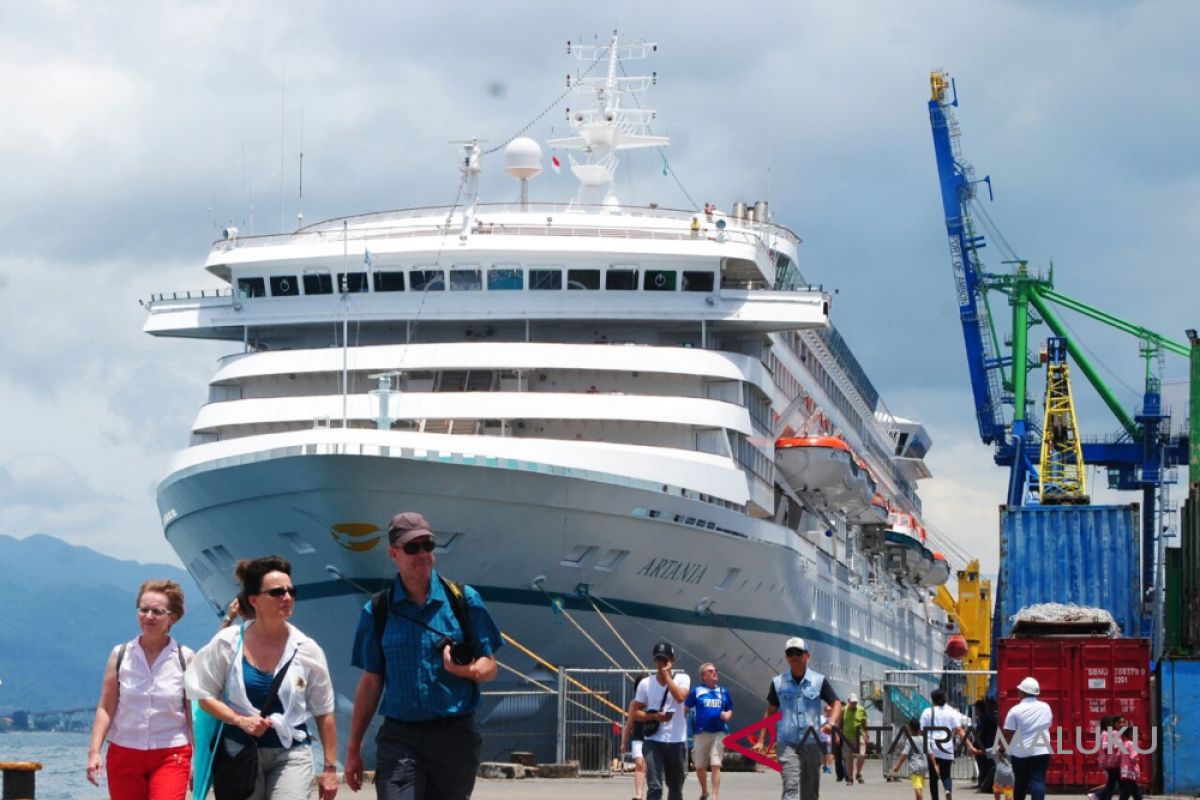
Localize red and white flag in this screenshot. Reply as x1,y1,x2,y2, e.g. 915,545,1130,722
551,155,561,173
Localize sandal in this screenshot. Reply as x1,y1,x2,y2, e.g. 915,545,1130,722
857,775,865,784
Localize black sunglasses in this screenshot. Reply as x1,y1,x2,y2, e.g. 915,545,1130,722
260,586,297,598
785,649,807,657
400,539,437,555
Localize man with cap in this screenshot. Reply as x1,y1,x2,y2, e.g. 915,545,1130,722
631,642,691,800
1000,677,1052,800
841,692,868,785
756,637,842,800
345,511,502,799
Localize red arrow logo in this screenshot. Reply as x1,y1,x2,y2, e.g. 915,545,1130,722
722,711,783,772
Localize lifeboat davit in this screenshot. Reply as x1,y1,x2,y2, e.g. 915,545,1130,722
775,436,873,514
848,492,889,526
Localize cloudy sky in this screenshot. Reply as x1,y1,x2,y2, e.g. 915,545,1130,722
1,2,1196,582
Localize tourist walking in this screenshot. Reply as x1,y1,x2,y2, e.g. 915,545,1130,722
756,636,841,800
621,672,650,800
973,699,998,793
1088,716,1123,800
186,556,339,800
841,693,868,785
986,745,1015,800
344,511,502,800
632,642,691,800
87,580,194,800
685,662,732,800
920,689,978,800
1001,677,1052,800
1115,727,1142,800
890,718,936,800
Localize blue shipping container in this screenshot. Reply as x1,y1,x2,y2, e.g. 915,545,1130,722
999,504,1141,637
1159,658,1200,794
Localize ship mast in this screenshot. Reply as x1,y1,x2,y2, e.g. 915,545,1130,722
549,31,667,209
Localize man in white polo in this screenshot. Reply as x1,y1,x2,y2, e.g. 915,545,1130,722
1001,677,1052,800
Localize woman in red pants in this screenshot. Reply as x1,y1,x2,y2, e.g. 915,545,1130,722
87,579,194,800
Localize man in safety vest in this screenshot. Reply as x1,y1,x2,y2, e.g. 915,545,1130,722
756,637,842,800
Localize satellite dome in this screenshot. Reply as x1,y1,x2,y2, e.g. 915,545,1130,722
505,138,543,180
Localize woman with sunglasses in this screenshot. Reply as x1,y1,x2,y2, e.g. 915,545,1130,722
86,579,194,799
186,556,338,800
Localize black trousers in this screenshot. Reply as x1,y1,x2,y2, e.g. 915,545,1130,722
643,739,688,800
1118,778,1142,800
928,757,955,800
1011,754,1050,800
975,753,994,792
375,715,481,800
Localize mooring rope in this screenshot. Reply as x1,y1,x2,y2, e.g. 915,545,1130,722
587,595,644,673
534,584,624,670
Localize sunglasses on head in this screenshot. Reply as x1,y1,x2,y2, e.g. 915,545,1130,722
260,586,297,598
399,539,436,555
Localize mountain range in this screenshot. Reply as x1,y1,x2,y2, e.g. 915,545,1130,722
0,534,221,714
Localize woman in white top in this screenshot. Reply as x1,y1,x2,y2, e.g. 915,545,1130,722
186,556,338,800
86,579,194,800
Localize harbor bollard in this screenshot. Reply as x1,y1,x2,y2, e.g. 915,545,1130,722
0,761,42,800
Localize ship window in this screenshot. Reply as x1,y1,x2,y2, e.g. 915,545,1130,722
605,269,638,290
303,272,333,295
530,269,562,290
237,277,266,298
682,271,715,292
487,268,523,290
644,270,677,291
567,269,601,290
338,272,369,293
374,271,405,292
410,269,445,291
449,269,482,291
270,275,298,296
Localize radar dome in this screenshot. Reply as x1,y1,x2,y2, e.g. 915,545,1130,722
505,138,543,180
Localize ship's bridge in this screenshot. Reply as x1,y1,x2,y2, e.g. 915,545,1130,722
143,204,825,343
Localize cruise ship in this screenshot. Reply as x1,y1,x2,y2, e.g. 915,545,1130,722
145,35,949,757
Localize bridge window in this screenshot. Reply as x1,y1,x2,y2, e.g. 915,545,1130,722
338,272,369,293
270,275,298,296
682,271,715,292
237,277,266,298
567,269,600,290
487,267,523,290
374,271,405,292
605,269,638,290
450,268,482,291
644,270,677,291
410,269,445,291
530,268,562,290
303,272,333,295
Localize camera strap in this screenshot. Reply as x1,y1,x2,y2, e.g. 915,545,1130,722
371,575,476,666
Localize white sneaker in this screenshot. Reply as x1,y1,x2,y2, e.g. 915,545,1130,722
1088,794,1099,800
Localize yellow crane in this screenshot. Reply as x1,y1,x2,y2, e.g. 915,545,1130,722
1039,337,1089,504
933,559,992,703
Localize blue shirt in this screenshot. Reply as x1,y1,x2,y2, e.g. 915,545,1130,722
686,683,732,734
240,659,307,749
351,570,502,722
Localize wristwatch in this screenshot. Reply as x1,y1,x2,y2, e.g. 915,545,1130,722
323,764,337,772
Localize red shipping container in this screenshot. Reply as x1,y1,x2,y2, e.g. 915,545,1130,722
996,637,1152,790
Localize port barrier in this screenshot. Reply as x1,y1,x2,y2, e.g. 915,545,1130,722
882,669,996,783
478,667,640,774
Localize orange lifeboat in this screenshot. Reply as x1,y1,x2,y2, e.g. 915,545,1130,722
775,436,873,514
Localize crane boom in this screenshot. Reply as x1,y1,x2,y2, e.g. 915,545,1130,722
928,72,1008,447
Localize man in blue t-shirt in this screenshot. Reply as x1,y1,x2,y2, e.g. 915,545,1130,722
685,662,733,800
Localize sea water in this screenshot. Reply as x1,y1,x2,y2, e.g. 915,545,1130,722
0,731,95,799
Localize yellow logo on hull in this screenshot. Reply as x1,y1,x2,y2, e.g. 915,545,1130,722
330,522,386,552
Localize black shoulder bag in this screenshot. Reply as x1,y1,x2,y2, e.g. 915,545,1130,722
211,649,297,800
641,683,671,738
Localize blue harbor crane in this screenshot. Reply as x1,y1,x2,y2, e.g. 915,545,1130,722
927,72,1190,638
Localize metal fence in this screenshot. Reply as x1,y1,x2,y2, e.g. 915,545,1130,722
881,669,995,783
477,667,639,774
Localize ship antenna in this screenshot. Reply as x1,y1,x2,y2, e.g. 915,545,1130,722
279,64,286,232
547,31,667,209
297,98,304,230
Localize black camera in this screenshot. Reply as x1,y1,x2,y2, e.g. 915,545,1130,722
435,636,475,666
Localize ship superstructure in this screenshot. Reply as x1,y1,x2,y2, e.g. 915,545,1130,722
145,34,947,753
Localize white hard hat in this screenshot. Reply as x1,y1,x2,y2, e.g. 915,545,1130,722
1017,676,1040,696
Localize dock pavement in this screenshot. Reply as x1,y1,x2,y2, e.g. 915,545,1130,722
319,768,976,799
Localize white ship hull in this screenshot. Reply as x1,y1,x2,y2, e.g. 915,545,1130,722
160,431,943,753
